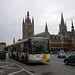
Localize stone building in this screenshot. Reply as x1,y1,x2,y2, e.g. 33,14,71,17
22,11,75,52
22,11,34,39
0,42,6,50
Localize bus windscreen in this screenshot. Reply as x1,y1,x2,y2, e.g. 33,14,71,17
29,39,49,54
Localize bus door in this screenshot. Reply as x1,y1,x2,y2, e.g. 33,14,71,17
18,44,22,61
19,47,21,60
24,43,29,62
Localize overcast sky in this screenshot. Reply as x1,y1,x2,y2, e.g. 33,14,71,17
0,0,75,45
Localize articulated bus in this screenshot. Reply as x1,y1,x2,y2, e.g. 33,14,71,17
8,37,50,63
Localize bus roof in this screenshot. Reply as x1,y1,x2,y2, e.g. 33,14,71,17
30,37,48,39
8,37,48,46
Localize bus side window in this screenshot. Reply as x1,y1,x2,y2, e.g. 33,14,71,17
22,47,25,52
19,47,21,52
24,43,29,53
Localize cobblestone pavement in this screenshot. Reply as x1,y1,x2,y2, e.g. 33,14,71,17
0,53,75,75
0,61,33,75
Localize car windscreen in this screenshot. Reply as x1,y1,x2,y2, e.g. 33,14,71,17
59,52,65,54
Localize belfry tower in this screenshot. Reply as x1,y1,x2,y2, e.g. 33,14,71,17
22,11,34,39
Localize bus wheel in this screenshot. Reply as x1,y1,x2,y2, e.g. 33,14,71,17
9,54,10,58
22,56,24,62
4,57,6,60
13,55,15,59
25,56,29,64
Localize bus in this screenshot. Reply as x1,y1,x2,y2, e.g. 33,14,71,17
8,37,50,63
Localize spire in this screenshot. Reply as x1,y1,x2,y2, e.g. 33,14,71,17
32,17,34,23
13,37,15,44
71,20,74,32
27,11,29,19
61,12,64,25
25,11,31,23
23,18,24,24
45,22,48,33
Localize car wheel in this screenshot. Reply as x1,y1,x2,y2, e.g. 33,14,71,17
65,60,69,65
58,56,59,58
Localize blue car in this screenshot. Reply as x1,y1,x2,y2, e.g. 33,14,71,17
64,53,75,65
58,51,66,58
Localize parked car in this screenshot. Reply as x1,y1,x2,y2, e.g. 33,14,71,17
58,51,66,58
60,50,64,52
0,50,6,59
64,53,75,65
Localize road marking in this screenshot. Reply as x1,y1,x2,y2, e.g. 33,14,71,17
51,60,64,64
0,62,33,75
15,63,24,70
0,63,15,67
0,62,9,63
0,66,20,69
8,69,25,75
0,63,20,70
8,63,33,75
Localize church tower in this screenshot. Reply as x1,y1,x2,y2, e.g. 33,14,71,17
71,20,74,32
59,12,67,36
45,22,48,35
22,11,34,39
13,37,15,44
45,22,50,38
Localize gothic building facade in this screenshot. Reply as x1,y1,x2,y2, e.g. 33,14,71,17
22,11,75,52
0,42,6,50
50,13,75,52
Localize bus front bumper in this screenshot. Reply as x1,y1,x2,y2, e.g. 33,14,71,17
28,59,50,63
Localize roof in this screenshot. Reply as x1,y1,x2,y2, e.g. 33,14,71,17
0,42,6,45
50,35,61,40
33,32,46,37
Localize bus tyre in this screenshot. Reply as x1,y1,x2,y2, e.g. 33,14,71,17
25,56,29,63
3,57,6,60
22,56,24,62
13,55,15,59
9,54,10,58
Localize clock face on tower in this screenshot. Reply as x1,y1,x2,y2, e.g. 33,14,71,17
28,25,31,30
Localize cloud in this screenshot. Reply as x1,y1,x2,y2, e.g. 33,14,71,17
0,0,75,45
